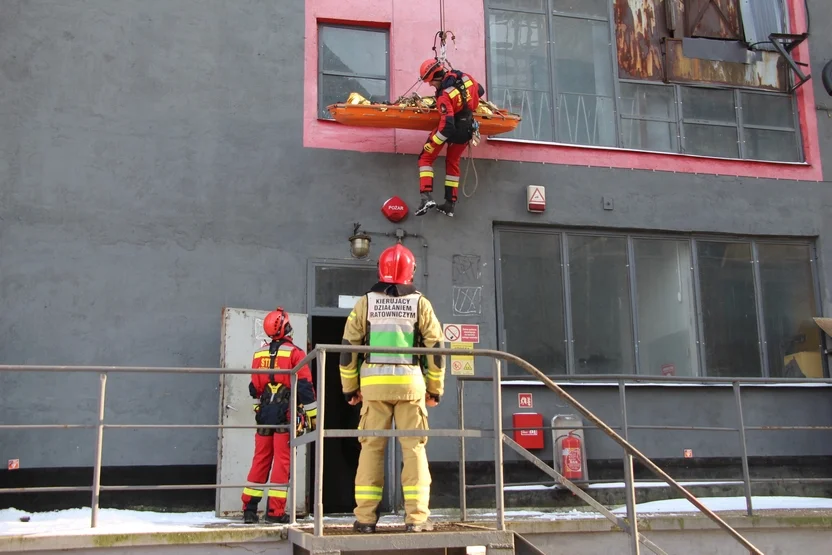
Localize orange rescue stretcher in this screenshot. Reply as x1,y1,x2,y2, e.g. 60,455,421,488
326,92,521,137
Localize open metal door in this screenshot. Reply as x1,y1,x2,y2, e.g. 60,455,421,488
216,307,309,517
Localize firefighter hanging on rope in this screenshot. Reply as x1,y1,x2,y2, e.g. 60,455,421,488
415,57,485,218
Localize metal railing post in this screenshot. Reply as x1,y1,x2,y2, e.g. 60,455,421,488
313,349,326,537
492,359,505,531
289,368,298,525
619,381,640,555
458,379,467,522
90,372,107,528
733,381,754,517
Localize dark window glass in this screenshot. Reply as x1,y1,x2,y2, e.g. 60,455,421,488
634,239,699,377
758,244,822,378
318,26,388,120
315,266,378,308
697,241,761,377
488,10,554,141
568,235,634,374
499,231,566,375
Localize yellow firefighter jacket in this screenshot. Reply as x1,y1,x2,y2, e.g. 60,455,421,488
340,283,445,402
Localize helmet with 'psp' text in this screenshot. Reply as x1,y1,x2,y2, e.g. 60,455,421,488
419,58,445,83
263,307,293,340
378,244,416,285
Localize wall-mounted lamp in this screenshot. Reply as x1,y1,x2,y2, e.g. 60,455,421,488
348,223,372,259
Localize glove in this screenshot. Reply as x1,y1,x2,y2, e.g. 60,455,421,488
426,392,440,407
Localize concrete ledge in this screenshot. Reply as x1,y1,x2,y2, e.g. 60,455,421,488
0,525,288,553
3,510,832,554
505,510,832,535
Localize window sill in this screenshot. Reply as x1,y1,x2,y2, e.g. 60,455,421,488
499,379,832,387
486,136,809,167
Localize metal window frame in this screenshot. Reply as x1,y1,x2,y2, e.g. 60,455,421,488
485,6,556,141
550,3,618,147
317,23,390,121
754,240,828,378
494,227,570,376
494,223,821,379
306,258,378,317
484,1,802,162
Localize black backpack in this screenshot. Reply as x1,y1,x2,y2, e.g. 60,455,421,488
255,339,292,433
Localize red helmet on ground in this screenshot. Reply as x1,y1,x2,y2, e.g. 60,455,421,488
419,58,444,83
263,307,292,339
378,244,416,285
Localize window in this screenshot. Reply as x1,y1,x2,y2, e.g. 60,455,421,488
568,235,634,374
634,239,699,377
484,0,802,162
496,227,823,379
696,241,761,377
498,230,567,374
318,25,389,120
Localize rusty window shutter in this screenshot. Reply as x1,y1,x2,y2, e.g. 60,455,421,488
684,0,742,40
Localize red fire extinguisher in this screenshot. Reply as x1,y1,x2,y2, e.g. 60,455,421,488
561,432,583,480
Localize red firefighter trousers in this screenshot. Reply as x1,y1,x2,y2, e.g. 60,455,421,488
241,432,290,516
418,138,468,202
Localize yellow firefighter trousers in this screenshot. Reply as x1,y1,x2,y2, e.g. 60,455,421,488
354,399,431,525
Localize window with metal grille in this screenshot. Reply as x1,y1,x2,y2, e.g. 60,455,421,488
484,0,802,162
318,24,389,120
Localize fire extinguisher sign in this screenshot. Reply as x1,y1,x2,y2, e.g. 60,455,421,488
518,393,533,409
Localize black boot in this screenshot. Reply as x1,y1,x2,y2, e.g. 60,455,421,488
405,520,434,532
415,192,436,216
265,513,291,524
436,199,455,217
353,520,377,534
243,510,259,524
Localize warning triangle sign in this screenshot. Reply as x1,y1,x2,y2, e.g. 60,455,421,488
529,187,544,203
463,362,473,371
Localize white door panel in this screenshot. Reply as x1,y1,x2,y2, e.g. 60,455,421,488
216,307,308,517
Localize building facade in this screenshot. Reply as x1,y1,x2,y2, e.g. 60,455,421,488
1,0,831,512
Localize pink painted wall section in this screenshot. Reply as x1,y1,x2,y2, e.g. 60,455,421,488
303,0,823,182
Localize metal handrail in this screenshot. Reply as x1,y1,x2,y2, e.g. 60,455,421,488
304,344,763,554
0,346,767,555
456,373,832,521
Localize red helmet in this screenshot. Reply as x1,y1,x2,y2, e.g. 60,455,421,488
378,244,416,285
419,58,444,83
263,307,292,339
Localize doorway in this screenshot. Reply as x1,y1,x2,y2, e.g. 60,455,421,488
309,316,363,514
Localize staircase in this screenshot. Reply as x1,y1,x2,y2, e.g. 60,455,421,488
283,344,768,555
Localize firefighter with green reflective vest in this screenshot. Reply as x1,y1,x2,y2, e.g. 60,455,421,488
339,243,445,533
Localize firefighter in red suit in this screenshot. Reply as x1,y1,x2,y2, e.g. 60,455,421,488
415,58,486,218
241,308,317,524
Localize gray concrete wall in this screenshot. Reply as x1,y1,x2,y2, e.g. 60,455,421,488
0,0,831,469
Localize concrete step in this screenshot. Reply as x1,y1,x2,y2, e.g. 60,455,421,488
288,526,515,555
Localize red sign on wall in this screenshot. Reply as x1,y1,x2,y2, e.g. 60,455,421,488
518,393,533,409
8,459,19,470
460,324,480,343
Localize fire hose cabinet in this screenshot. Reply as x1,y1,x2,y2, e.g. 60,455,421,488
513,412,544,450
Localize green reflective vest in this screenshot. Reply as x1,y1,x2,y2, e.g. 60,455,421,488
365,292,421,366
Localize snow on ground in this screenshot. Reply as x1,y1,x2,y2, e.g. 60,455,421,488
3,496,832,537
611,496,832,515
0,507,229,537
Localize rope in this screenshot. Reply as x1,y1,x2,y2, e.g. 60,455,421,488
461,142,479,199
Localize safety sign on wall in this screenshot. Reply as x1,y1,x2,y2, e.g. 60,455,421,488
444,324,479,376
